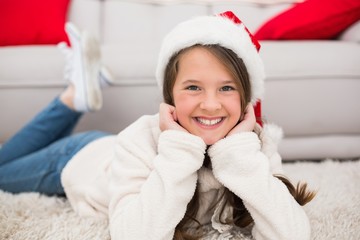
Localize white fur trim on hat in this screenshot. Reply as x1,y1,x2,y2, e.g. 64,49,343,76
155,14,265,104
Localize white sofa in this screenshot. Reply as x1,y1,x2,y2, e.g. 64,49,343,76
1,0,359,160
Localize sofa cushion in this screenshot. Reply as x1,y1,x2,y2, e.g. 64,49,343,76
67,0,102,40
254,0,360,40
0,0,71,46
0,46,65,85
102,1,208,45
260,41,360,79
260,41,360,137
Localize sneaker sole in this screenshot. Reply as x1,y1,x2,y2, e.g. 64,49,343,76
81,32,102,111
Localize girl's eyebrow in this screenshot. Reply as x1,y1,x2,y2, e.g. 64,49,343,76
222,80,236,84
181,79,200,85
181,79,236,85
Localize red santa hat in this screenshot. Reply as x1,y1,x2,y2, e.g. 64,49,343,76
155,11,265,123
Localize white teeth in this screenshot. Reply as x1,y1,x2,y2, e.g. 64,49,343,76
196,117,222,126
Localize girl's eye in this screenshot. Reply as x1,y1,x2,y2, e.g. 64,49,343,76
220,86,235,91
186,85,200,91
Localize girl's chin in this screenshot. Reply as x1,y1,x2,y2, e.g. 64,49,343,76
203,137,223,146
192,131,229,145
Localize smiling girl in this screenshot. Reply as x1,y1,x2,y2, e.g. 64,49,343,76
0,11,315,240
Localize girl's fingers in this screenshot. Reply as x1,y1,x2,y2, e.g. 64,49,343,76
228,103,256,136
172,109,178,122
159,103,186,132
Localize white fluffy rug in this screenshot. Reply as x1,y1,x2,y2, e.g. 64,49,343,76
1,159,359,240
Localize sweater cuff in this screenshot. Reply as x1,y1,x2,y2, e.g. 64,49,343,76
157,130,207,169
208,132,263,173
209,132,260,157
159,130,206,151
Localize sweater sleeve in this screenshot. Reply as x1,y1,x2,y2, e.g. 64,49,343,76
208,132,311,240
108,129,206,240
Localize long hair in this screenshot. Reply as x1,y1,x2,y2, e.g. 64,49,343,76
163,44,316,239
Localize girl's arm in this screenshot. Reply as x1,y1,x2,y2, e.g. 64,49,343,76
208,132,311,240
108,121,206,240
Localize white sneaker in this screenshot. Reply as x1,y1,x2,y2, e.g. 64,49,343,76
58,43,115,88
63,22,105,112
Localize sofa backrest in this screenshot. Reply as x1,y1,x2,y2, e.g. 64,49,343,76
68,0,292,44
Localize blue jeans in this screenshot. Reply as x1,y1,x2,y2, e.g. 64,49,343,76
0,97,110,195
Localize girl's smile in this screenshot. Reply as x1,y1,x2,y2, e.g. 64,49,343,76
194,117,224,127
172,47,242,145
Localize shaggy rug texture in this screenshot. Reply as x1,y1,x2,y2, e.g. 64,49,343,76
1,159,359,240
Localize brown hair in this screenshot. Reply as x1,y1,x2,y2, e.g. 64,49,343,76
162,44,316,239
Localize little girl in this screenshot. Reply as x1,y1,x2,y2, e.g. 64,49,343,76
0,11,315,240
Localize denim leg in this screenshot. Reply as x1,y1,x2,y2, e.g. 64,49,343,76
0,97,82,165
0,130,110,195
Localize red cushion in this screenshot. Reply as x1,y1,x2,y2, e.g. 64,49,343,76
254,0,360,40
0,0,70,46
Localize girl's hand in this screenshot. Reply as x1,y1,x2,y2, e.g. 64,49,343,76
159,103,188,132
227,103,256,136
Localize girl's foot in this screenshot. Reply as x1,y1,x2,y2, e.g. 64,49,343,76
66,23,101,112
58,41,115,89
59,23,114,112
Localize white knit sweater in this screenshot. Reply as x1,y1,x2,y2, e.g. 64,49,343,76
61,114,310,240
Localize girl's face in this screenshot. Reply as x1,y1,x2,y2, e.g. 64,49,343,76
172,47,241,145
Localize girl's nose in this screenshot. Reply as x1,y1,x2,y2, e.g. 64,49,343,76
199,94,221,111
